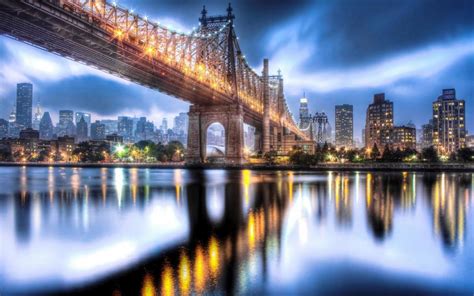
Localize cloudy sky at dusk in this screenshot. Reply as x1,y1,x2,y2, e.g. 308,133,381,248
0,0,472,140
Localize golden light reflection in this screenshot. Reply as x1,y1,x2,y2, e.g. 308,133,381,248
366,173,372,208
131,168,138,204
209,236,220,278
174,169,182,204
161,264,175,296
248,211,256,250
194,245,206,293
242,170,251,206
179,250,191,295
288,171,294,203
141,274,156,296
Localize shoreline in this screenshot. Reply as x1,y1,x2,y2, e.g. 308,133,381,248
0,162,473,172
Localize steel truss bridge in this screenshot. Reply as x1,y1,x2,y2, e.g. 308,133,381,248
0,0,311,163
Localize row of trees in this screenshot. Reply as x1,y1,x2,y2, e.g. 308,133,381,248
0,140,185,163
284,143,474,165
111,140,185,162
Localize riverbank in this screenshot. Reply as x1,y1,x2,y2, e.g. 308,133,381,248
1,161,473,171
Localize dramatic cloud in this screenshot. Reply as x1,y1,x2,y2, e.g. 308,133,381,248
0,0,472,137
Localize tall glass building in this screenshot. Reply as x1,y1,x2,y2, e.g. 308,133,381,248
16,83,33,129
335,104,353,148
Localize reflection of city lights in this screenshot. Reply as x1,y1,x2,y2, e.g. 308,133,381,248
141,274,156,296
209,236,220,277
161,264,174,296
179,251,191,295
248,211,256,250
242,170,251,206
174,169,182,203
194,245,206,292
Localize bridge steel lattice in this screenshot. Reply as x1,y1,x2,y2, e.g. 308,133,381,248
0,0,310,163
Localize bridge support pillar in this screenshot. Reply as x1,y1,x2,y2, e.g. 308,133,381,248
186,104,245,164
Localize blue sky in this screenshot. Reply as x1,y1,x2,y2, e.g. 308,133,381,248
0,0,472,140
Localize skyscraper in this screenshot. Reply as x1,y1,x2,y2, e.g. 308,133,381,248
32,101,42,130
160,118,168,133
173,112,188,134
118,116,134,142
421,120,434,149
313,112,331,145
76,116,88,143
16,83,33,129
75,112,91,136
299,94,311,129
0,119,8,139
57,110,75,137
39,112,54,140
432,88,466,153
91,120,106,140
135,117,147,142
335,104,353,148
100,119,118,135
365,93,393,148
8,105,20,138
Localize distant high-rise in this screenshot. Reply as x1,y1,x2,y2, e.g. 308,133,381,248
299,94,311,129
8,105,20,138
365,93,393,148
135,117,147,142
16,83,33,129
0,119,8,139
173,112,188,134
57,110,75,137
32,101,42,130
118,116,134,142
160,118,168,132
75,112,91,136
59,110,74,125
313,112,331,145
432,88,466,153
335,104,353,148
421,120,434,149
39,112,54,140
76,116,88,143
91,120,106,140
100,119,118,135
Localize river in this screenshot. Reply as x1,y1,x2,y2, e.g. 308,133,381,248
0,167,472,295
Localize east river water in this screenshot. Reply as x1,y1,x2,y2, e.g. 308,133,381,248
0,166,473,295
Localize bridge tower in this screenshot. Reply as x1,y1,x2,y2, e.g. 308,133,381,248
186,4,245,164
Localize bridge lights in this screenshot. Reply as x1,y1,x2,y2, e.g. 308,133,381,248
145,46,155,56
114,29,124,40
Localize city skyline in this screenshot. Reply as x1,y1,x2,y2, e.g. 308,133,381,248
0,0,472,135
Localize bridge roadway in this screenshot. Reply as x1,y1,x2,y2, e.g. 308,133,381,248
0,0,310,163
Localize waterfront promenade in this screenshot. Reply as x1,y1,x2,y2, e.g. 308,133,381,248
1,161,473,171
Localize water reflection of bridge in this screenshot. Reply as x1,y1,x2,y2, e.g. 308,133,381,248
3,168,471,295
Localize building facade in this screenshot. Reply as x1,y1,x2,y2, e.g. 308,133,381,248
91,121,106,140
365,93,393,149
391,126,416,150
335,104,353,148
432,88,466,153
76,117,89,143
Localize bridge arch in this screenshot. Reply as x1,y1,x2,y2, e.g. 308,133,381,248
206,122,226,161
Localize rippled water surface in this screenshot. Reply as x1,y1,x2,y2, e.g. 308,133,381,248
0,167,473,295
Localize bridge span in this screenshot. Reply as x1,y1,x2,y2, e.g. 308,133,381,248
0,0,311,163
